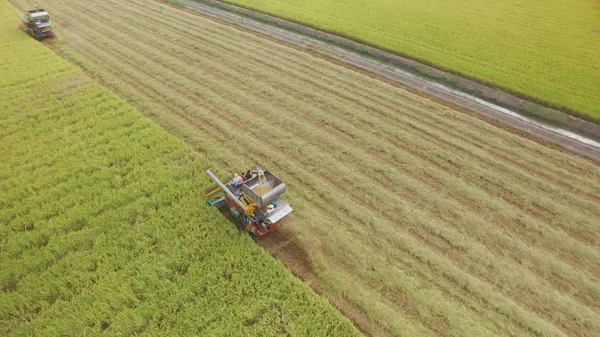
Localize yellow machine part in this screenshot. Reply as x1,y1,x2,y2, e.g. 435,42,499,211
201,180,256,216
201,184,222,200
240,193,256,216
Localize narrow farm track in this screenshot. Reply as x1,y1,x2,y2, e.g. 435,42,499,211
11,0,600,336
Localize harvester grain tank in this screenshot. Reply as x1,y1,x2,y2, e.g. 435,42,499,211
202,167,293,237
17,5,53,40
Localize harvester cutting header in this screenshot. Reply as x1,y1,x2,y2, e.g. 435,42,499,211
202,167,293,237
17,5,53,40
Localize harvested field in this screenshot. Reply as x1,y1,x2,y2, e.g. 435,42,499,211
9,0,600,336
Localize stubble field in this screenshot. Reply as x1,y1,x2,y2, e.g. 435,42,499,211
8,0,600,336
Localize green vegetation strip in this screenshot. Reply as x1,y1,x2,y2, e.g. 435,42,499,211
217,0,600,122
0,2,361,336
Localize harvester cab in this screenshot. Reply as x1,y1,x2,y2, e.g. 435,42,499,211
17,5,53,40
202,167,293,237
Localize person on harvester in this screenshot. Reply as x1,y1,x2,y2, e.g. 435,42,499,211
229,173,244,189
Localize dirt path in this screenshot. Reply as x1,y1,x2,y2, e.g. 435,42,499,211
255,224,394,337
175,0,600,163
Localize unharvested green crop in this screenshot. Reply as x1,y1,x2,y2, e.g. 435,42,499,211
0,2,361,336
219,0,600,121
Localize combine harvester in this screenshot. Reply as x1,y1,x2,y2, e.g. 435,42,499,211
17,5,53,40
202,167,293,237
